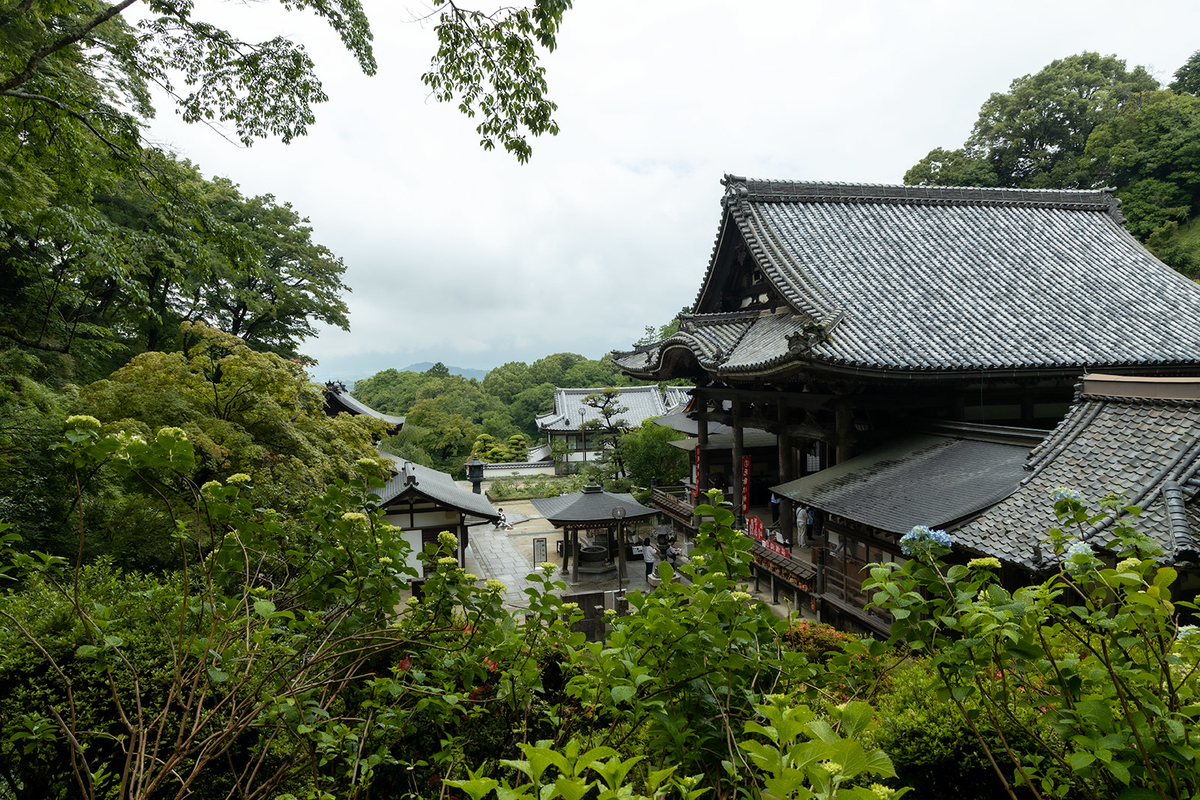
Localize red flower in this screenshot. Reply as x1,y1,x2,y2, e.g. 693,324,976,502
396,656,412,672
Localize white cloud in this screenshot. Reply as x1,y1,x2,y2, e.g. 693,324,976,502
144,0,1200,381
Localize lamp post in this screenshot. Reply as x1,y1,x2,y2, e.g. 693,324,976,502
612,505,627,592
465,456,485,494
578,407,587,464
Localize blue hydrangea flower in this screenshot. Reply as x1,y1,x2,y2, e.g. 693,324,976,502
900,525,953,558
1177,625,1199,641
1063,540,1099,577
1051,487,1083,504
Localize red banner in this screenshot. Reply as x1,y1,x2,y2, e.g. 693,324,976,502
741,455,751,515
746,515,790,558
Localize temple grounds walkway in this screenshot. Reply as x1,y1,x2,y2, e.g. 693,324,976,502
461,497,800,619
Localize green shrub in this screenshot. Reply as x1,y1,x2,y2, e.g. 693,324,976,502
487,474,585,501
779,619,854,663
869,659,1047,800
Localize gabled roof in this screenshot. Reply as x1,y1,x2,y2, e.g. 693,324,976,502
531,484,658,525
536,386,671,432
663,386,692,412
376,452,498,519
324,382,404,429
772,433,1033,535
614,177,1200,379
957,374,1200,569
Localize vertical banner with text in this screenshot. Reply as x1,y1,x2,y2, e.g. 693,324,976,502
692,445,701,504
741,455,751,515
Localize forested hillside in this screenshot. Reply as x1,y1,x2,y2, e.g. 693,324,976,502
352,354,658,475
906,51,1200,275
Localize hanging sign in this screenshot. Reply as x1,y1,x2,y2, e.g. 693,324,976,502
741,455,751,515
692,445,701,504
746,515,790,558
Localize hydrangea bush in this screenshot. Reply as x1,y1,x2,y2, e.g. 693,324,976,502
865,491,1200,799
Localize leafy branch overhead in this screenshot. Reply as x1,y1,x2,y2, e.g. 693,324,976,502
422,0,572,163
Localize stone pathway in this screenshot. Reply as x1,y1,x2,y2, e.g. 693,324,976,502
466,522,546,610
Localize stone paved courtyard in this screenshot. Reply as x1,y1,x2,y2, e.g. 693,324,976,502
460,496,803,619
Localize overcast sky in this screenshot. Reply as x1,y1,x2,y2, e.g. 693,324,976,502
145,0,1200,382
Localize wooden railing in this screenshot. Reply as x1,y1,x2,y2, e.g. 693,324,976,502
649,487,697,528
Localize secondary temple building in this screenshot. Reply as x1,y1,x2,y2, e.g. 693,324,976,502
536,385,689,470
613,177,1200,631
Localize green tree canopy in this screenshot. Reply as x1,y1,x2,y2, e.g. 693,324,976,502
905,52,1158,189
1170,49,1200,96
69,322,386,567
618,419,689,488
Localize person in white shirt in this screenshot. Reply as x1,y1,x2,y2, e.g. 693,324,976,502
642,537,656,578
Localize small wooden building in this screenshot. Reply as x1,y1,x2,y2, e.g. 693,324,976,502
531,485,657,583
376,454,499,575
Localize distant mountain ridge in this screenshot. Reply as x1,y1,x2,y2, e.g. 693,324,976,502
401,362,489,380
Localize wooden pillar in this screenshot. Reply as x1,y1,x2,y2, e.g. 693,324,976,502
696,409,709,499
458,523,467,567
570,528,580,583
731,399,745,526
777,403,794,546
561,526,570,573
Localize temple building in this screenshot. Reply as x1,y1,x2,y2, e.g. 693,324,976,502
614,177,1200,628
536,385,688,470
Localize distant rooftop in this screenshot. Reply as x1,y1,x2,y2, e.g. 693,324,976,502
536,386,675,432
324,381,404,428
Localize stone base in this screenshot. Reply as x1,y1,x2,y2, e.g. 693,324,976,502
576,562,617,576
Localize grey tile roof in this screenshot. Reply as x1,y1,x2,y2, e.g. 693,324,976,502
772,434,1032,535
663,386,692,412
376,452,498,519
669,428,778,451
613,177,1200,378
531,485,658,524
536,386,672,432
325,384,405,427
957,379,1200,568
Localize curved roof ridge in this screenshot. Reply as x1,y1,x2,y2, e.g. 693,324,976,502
1161,481,1198,557
1022,399,1105,480
1081,430,1200,544
721,174,1119,215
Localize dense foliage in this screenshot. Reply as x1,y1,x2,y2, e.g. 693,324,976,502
906,51,1200,275
360,357,672,477
4,405,1200,800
